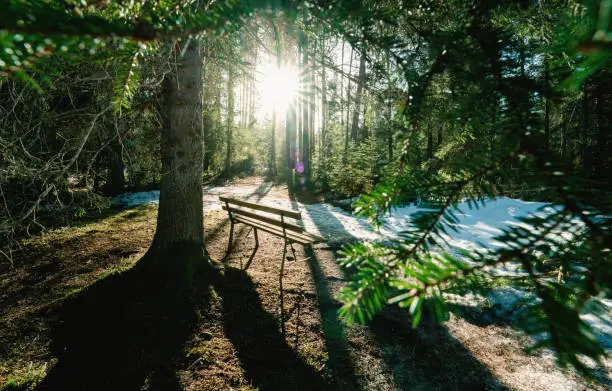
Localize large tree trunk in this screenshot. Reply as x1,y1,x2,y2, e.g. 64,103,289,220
320,37,328,154
581,83,591,175
426,128,433,160
544,60,550,152
351,54,366,142
343,47,353,162
340,42,344,127
202,47,215,172
105,136,125,196
225,66,235,174
286,95,297,186
153,39,204,253
300,24,311,183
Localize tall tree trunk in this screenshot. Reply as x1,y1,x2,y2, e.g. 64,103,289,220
270,106,277,177
581,83,590,175
344,47,353,161
321,37,328,155
105,135,125,196
561,113,568,159
426,127,433,159
309,51,315,160
213,76,222,170
286,95,297,186
202,48,214,172
154,39,204,251
387,116,393,162
594,86,609,176
351,54,366,142
340,41,344,127
269,48,281,178
300,24,310,183
249,52,256,127
544,60,550,152
225,67,235,174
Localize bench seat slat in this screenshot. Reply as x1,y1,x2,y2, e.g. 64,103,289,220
232,215,317,245
220,196,301,219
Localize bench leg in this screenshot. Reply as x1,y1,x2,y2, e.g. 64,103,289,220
279,239,287,288
223,221,235,262
243,228,259,270
279,239,288,337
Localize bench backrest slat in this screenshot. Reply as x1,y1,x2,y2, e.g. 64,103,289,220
220,196,301,219
222,205,304,234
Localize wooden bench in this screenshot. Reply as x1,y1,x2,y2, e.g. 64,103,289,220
220,196,326,284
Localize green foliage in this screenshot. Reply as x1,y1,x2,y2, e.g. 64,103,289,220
328,137,382,197
323,0,612,379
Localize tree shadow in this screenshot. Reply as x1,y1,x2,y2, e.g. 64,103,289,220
35,245,213,391
369,309,507,390
289,187,505,390
287,189,362,390
217,266,328,390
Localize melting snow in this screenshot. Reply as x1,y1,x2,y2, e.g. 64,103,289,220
112,188,572,252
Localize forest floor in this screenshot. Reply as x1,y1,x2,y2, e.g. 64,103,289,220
0,177,609,390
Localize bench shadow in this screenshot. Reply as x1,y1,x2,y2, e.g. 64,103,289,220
35,247,213,391
217,266,328,390
289,187,505,390
288,189,362,390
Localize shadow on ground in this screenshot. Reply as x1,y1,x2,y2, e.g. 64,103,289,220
218,267,328,390
289,184,506,390
35,246,213,391
369,310,508,390
288,188,362,390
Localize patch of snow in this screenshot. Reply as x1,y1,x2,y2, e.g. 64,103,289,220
487,287,534,315
112,190,159,206
582,298,612,350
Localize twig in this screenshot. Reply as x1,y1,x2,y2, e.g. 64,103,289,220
18,105,111,224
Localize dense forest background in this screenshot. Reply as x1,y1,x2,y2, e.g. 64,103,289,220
1,1,610,231
1,0,611,383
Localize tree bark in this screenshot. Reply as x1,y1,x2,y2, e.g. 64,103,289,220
105,136,125,196
286,95,297,185
340,41,344,127
544,60,550,152
300,23,310,182
426,127,433,160
154,39,204,251
225,66,235,174
321,37,328,154
269,45,280,177
344,47,353,161
581,83,590,175
351,54,366,142
202,47,215,172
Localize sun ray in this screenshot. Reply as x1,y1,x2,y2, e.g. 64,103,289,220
257,61,299,117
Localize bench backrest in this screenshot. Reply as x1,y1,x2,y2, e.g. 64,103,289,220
220,196,301,219
220,195,303,231
220,196,326,243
